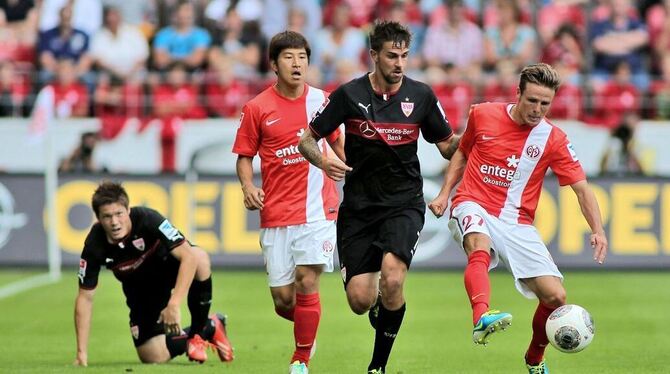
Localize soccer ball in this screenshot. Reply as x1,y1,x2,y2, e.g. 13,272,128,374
545,304,595,353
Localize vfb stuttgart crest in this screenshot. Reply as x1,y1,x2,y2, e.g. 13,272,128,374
401,102,414,117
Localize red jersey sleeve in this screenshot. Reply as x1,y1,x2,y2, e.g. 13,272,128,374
549,129,586,186
232,103,261,157
459,105,477,158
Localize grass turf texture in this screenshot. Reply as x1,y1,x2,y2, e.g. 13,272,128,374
0,270,668,373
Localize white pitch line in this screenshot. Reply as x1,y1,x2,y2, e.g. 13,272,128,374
0,272,61,299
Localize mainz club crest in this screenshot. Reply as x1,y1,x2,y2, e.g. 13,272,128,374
401,102,414,117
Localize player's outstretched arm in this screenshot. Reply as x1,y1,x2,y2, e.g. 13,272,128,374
161,243,198,335
428,148,467,218
299,128,351,181
571,180,608,264
435,134,461,160
236,155,265,210
74,288,96,366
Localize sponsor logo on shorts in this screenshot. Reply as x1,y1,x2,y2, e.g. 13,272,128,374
322,240,334,254
340,266,346,282
77,259,87,283
159,220,183,242
130,325,140,340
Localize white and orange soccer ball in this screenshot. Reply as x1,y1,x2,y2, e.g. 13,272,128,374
545,304,595,353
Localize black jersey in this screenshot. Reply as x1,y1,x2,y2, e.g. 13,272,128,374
309,74,453,209
78,207,186,309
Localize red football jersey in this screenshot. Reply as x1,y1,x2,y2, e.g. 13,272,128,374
452,102,585,225
232,84,340,228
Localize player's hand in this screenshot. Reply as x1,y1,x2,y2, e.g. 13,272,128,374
158,303,182,335
322,156,352,181
73,351,88,367
241,184,265,210
428,193,450,218
590,231,608,264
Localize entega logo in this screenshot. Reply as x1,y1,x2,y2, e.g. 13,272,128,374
274,129,307,165
480,155,520,188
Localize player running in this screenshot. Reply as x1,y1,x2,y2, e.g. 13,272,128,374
429,63,608,373
232,30,344,374
299,20,459,374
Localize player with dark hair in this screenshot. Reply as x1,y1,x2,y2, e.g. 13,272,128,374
74,181,233,366
299,20,459,374
429,63,608,373
232,30,344,374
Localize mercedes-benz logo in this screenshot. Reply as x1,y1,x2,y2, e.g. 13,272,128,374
0,182,28,250
359,121,376,138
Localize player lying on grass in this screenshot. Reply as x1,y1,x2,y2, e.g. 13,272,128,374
74,181,234,366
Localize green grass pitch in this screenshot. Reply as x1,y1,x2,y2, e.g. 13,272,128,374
0,270,668,373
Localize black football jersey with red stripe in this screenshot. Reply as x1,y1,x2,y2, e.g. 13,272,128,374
78,207,185,306
309,74,453,209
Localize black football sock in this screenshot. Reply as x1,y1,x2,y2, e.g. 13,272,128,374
166,332,188,358
368,302,406,372
187,276,212,338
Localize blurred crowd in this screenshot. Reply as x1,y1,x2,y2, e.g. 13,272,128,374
2,0,670,133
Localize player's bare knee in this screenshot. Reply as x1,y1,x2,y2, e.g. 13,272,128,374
272,293,295,311
346,292,374,315
295,277,317,294
380,272,404,297
542,291,567,308
294,265,321,293
137,348,170,364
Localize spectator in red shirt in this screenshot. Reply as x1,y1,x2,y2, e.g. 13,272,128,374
537,0,586,44
50,58,89,117
540,24,584,86
590,60,640,128
152,63,206,119
0,60,29,116
93,72,143,118
482,60,518,104
425,63,474,132
205,56,251,118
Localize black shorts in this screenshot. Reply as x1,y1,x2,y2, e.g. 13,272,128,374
128,291,172,347
126,259,179,347
337,203,425,286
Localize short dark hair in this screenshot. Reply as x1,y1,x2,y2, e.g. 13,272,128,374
91,181,129,217
519,63,561,94
268,31,311,62
369,20,412,52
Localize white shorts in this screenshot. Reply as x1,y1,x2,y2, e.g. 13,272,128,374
259,220,336,287
449,201,563,299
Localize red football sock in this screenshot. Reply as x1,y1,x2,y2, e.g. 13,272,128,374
464,250,491,325
275,306,295,322
526,302,556,365
291,292,321,365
